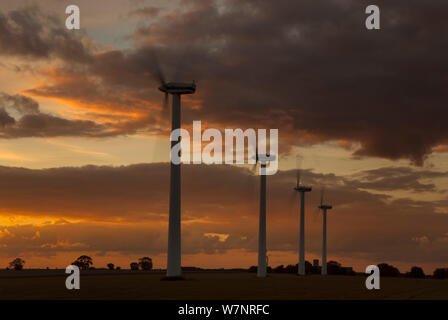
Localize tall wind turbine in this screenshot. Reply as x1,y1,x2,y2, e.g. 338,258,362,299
254,152,276,278
158,73,196,278
318,188,332,276
294,170,312,275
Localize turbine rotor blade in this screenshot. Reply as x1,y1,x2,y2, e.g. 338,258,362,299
164,92,169,109
320,188,324,206
296,154,302,186
150,51,166,86
155,66,166,86
161,92,170,120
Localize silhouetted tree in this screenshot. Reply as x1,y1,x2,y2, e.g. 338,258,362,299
182,266,204,271
406,266,425,278
433,268,448,279
285,264,298,273
327,261,343,275
247,265,273,273
310,265,321,275
72,255,93,270
273,265,285,273
328,260,341,267
9,258,25,270
138,257,153,271
305,261,312,274
116,266,121,270
378,263,400,277
107,263,114,270
130,262,139,270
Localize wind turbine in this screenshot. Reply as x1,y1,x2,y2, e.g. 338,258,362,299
294,170,312,276
318,188,332,276
253,150,276,278
156,66,196,278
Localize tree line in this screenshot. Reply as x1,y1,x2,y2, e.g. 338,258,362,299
6,256,153,272
6,256,448,279
248,261,448,279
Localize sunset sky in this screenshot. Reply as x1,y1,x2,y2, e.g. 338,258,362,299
0,0,447,273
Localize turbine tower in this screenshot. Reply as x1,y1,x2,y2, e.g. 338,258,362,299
159,81,196,278
294,170,311,276
254,153,276,278
318,189,332,276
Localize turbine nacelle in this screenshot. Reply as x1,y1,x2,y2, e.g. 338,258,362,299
294,185,312,192
318,188,332,211
159,82,196,95
294,169,311,192
258,154,276,165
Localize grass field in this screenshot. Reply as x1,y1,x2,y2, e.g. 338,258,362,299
0,270,447,300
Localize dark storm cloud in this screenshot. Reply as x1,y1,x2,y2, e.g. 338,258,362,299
0,93,111,137
0,108,15,126
0,6,92,63
2,1,448,164
129,0,448,165
0,92,39,114
0,163,447,263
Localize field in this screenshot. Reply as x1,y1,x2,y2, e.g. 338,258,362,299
0,270,447,300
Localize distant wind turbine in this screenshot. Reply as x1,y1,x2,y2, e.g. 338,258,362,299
294,169,312,276
318,188,332,276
